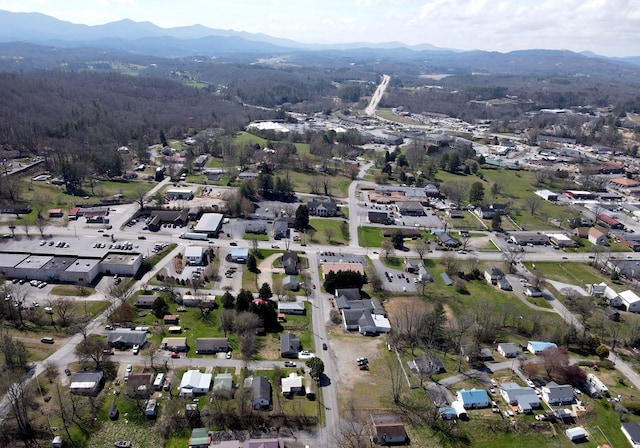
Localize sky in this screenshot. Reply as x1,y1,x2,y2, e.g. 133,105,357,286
0,0,639,57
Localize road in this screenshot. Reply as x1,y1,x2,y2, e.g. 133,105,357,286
365,74,390,117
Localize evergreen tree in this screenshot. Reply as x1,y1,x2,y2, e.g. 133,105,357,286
247,253,258,273
259,282,273,299
469,181,485,205
221,291,235,309
235,289,253,312
295,204,309,231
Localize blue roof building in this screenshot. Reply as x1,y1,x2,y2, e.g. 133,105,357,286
456,388,490,409
527,341,557,355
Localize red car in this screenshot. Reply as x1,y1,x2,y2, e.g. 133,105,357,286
170,352,180,358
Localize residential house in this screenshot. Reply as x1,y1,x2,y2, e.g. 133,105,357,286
456,389,490,409
179,370,212,396
410,354,446,375
484,267,504,285
497,343,521,358
281,372,304,397
541,381,574,405
161,337,188,352
527,341,557,354
107,329,147,349
335,288,361,301
278,301,306,315
588,227,609,246
434,231,459,248
499,383,541,413
280,333,301,358
194,337,229,354
251,376,272,410
369,414,408,445
272,219,289,239
69,370,104,396
182,294,216,309
212,373,234,395
281,275,299,291
307,198,338,217
622,421,640,448
474,204,507,219
281,251,299,275
135,294,159,308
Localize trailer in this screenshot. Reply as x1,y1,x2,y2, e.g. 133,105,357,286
180,232,208,240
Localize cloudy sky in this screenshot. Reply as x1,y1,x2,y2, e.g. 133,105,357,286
0,0,638,57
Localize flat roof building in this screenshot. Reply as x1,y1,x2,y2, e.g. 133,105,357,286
193,213,224,236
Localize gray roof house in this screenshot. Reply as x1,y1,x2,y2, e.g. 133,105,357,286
69,370,105,396
342,309,378,335
282,251,299,275
278,301,306,315
273,219,289,239
335,288,361,301
497,343,521,358
484,267,504,285
282,275,299,291
135,294,159,308
500,383,541,413
107,329,147,348
251,376,272,410
622,421,640,448
410,354,446,375
194,337,229,354
541,381,574,405
280,333,301,358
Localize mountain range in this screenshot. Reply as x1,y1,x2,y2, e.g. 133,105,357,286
0,9,639,79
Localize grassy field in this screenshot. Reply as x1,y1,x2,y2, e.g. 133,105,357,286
50,284,97,296
308,218,349,245
358,226,388,247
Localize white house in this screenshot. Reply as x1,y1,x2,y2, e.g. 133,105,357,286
588,227,609,246
541,381,574,405
527,341,557,354
588,282,623,307
497,343,521,358
456,388,490,409
620,290,640,313
281,372,304,397
179,370,212,396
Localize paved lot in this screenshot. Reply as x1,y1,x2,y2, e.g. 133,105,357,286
370,257,418,293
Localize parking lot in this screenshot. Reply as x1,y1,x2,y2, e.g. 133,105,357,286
370,257,418,293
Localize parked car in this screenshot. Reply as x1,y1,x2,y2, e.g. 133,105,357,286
40,337,54,344
284,361,297,367
64,368,71,376
322,343,328,350
226,351,232,359
170,352,180,359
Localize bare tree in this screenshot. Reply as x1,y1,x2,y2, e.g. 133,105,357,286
386,356,405,404
502,247,525,273
219,309,235,337
6,381,36,444
525,195,543,216
381,240,394,259
52,297,77,328
324,227,335,244
439,251,460,277
107,280,134,304
75,334,109,368
332,407,369,448
414,239,428,261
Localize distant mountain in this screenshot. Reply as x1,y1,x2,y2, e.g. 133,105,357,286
0,9,453,54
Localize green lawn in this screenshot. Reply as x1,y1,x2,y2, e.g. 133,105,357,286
358,226,387,247
308,218,349,245
50,285,96,296
242,233,270,241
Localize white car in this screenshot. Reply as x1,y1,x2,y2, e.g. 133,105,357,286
132,345,140,355
126,364,132,373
